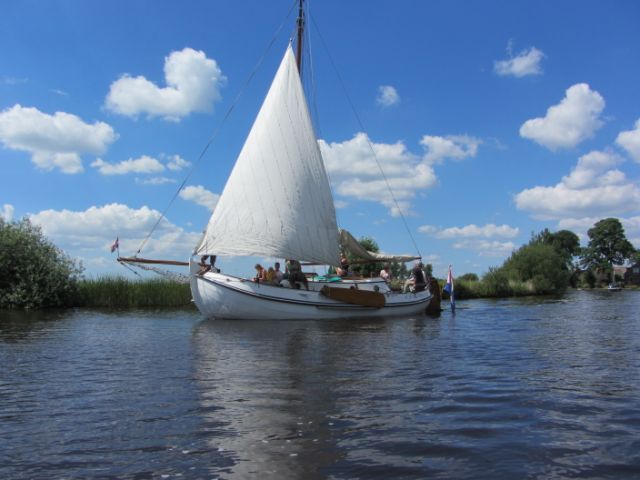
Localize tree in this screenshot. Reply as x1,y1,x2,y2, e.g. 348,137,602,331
348,236,381,278
580,218,635,280
391,261,408,280
530,228,580,268
0,218,83,309
501,243,570,294
459,273,479,282
347,236,416,280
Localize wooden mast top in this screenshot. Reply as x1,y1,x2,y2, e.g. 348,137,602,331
295,0,304,73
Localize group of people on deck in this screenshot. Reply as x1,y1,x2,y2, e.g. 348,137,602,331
253,259,308,289
201,254,428,293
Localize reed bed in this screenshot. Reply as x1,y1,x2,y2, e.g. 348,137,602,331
75,277,193,308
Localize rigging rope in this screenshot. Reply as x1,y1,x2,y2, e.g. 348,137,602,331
309,14,423,259
133,0,299,257
119,260,190,284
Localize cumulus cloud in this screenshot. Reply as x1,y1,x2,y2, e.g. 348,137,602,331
166,154,191,171
91,155,165,175
0,104,117,174
616,119,640,162
179,185,219,210
376,85,400,107
105,48,226,120
135,176,176,186
418,223,519,239
452,239,517,257
420,134,481,165
494,45,545,77
519,83,605,150
515,150,640,220
319,132,437,216
2,76,28,85
418,222,518,258
1,204,14,221
29,203,200,259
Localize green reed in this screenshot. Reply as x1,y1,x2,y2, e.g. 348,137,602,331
75,277,193,308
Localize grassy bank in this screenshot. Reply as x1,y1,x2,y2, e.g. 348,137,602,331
75,277,193,308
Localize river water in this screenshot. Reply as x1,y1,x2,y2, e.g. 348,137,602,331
1,290,639,479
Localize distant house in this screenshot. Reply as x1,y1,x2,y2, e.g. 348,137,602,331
625,261,640,286
613,265,627,281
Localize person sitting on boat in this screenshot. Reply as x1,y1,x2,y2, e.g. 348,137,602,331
336,252,350,277
273,262,284,285
265,266,275,284
198,255,211,275
380,263,392,283
254,264,267,283
286,259,308,290
209,255,220,273
403,261,427,293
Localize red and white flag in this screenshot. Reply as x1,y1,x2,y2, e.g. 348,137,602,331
110,237,119,253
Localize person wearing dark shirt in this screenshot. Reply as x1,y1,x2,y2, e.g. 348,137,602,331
404,261,426,293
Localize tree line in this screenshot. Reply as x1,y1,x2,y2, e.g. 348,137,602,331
443,218,638,298
1,217,637,309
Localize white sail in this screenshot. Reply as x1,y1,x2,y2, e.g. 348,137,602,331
196,45,340,266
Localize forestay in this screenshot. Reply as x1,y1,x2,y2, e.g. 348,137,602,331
196,45,340,266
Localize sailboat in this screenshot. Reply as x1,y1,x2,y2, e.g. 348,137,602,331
124,1,433,320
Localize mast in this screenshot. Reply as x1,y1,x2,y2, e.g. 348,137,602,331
296,0,304,73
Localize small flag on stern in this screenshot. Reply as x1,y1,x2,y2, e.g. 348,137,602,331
110,237,119,253
443,265,455,313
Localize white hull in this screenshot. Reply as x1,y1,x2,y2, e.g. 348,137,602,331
190,270,432,320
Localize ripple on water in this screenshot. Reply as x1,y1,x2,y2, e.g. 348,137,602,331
1,291,640,478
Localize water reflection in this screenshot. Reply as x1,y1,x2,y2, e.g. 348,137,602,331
1,291,639,479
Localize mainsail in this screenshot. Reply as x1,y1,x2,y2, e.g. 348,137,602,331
196,45,340,266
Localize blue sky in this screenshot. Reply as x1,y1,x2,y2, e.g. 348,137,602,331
1,0,639,279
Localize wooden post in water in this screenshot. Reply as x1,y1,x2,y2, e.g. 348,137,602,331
426,277,442,316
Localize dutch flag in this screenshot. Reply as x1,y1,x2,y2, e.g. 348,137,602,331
443,265,455,313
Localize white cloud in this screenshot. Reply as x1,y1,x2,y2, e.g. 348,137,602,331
179,185,219,210
419,222,518,258
166,154,191,171
105,48,226,121
2,76,28,85
135,176,177,185
519,83,605,150
91,155,165,175
419,223,519,239
29,203,200,259
0,104,117,174
376,85,400,107
616,119,640,163
420,134,481,165
515,150,640,220
1,204,14,221
494,45,545,77
319,132,437,216
452,239,517,257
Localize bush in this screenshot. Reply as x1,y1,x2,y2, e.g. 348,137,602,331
0,218,83,309
459,273,479,282
481,268,512,297
500,243,570,294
